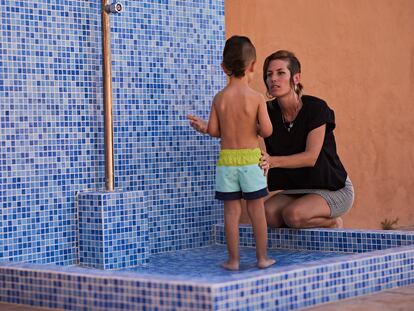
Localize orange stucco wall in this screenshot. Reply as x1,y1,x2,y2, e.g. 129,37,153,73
225,0,414,229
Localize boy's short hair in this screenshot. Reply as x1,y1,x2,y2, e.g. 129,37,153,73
222,36,256,77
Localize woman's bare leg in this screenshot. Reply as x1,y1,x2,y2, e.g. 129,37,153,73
246,198,276,269
281,194,340,228
264,192,297,227
222,200,242,270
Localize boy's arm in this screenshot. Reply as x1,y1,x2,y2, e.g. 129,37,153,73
257,96,273,138
258,136,267,152
187,114,208,134
207,97,221,137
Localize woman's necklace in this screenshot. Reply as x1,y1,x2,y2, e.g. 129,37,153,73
280,99,302,133
281,114,294,132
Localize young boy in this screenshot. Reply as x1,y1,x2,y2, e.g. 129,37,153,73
205,36,275,270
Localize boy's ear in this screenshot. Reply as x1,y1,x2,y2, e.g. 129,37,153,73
248,60,256,72
221,62,232,76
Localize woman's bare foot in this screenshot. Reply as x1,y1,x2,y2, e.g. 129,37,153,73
334,217,343,228
257,258,276,269
222,260,239,271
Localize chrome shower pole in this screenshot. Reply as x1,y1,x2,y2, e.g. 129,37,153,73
102,0,114,191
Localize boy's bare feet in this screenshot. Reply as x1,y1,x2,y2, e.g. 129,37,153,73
222,260,240,271
257,258,276,269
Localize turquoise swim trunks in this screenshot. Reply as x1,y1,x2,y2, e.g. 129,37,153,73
215,148,268,201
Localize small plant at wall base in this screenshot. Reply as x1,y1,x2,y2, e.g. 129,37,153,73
381,217,399,230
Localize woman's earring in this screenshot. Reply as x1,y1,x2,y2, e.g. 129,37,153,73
266,90,273,99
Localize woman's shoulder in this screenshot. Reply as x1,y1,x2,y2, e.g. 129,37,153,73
302,95,328,106
266,99,280,111
302,95,332,113
302,95,336,127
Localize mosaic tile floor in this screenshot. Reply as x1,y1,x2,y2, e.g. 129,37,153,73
119,245,347,283
1,279,414,311
1,239,413,310
2,285,414,311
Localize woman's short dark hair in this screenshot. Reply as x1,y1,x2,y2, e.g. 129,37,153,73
263,50,303,96
222,36,256,78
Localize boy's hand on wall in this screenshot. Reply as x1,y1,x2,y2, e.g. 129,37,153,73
187,114,208,134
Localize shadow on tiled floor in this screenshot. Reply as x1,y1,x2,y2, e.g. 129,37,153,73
1,284,414,311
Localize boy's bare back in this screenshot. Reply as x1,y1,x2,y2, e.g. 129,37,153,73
208,82,272,149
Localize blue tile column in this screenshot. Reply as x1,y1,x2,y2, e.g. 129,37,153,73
77,190,148,269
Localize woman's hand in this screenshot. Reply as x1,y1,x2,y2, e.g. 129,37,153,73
187,114,208,134
260,150,271,176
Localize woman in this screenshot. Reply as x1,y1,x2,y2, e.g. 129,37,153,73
188,50,354,229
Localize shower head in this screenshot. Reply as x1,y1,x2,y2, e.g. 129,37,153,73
105,2,123,14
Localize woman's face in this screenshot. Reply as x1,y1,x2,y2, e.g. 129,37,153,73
265,59,294,98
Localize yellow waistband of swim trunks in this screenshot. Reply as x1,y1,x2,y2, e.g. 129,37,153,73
217,148,261,166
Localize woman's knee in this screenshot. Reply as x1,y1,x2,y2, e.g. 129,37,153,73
265,206,283,227
264,194,294,228
281,207,304,228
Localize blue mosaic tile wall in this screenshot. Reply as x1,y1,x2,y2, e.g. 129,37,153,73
0,0,225,264
215,225,414,252
77,190,149,269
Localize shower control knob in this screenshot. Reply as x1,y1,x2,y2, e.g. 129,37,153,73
106,2,123,13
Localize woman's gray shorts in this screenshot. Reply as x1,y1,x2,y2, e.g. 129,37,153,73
280,176,354,218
